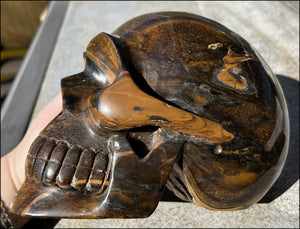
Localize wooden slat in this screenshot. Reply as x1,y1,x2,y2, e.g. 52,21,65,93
1,1,69,156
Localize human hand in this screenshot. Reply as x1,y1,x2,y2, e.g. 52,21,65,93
1,93,62,209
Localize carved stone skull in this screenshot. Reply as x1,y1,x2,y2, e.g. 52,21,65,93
12,12,289,217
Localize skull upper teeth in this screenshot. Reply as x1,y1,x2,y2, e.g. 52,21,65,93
26,135,111,194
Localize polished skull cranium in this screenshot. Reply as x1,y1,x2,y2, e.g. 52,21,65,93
12,12,289,218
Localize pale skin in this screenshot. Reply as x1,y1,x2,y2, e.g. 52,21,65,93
1,93,62,226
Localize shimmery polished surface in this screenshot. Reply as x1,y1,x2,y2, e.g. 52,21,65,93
11,1,298,227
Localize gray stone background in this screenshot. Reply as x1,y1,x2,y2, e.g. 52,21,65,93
30,1,299,228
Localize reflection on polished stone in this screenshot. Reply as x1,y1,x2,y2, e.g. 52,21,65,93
12,12,289,218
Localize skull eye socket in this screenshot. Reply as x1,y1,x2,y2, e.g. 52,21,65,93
85,57,112,87
126,126,159,158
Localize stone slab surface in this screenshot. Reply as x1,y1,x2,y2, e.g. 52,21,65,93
30,1,299,228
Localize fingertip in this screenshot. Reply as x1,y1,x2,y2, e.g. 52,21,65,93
23,93,63,143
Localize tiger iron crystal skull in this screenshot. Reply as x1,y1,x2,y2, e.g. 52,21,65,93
12,12,289,217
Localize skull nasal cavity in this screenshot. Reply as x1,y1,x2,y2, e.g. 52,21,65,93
126,133,150,158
